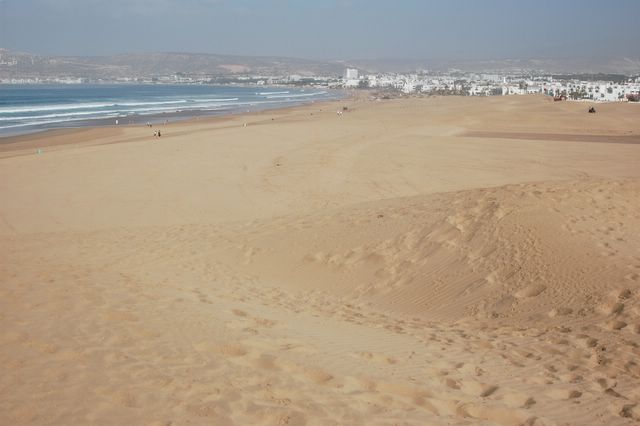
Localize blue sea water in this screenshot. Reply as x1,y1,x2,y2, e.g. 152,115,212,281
0,84,341,137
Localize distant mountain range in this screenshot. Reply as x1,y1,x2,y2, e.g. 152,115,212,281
1,48,639,80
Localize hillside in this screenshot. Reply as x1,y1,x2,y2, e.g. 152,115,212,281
2,48,640,80
0,48,345,79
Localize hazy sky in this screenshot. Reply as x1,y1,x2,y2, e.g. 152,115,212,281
1,0,639,60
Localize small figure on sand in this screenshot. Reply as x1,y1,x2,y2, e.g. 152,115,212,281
153,130,157,137
157,130,161,137
588,107,596,114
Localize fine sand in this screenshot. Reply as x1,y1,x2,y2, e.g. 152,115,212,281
1,95,640,425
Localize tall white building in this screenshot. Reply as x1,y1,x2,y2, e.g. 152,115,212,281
344,68,359,79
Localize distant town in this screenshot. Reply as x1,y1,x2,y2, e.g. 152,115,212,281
3,68,640,103
341,68,640,102
2,49,639,102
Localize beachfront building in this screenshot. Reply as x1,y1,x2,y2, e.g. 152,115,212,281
402,81,415,94
341,68,360,88
342,69,640,102
539,80,640,102
344,68,359,80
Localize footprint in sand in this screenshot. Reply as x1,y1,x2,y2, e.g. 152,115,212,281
574,334,598,348
459,380,499,397
599,301,624,316
591,377,626,399
606,320,627,331
217,343,249,357
592,377,619,391
615,403,640,419
558,372,583,384
442,377,461,390
616,288,633,300
252,317,277,328
303,368,334,384
269,337,316,354
514,284,546,298
340,376,378,393
185,402,231,421
353,351,398,365
548,307,573,317
253,354,279,370
454,363,484,376
459,403,534,425
545,388,582,400
501,392,536,409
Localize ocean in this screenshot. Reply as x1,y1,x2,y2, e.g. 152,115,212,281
0,84,342,137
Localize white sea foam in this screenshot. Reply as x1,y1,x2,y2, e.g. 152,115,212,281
0,98,323,129
116,100,188,107
0,109,124,121
188,98,239,103
266,92,327,99
0,113,122,129
0,103,234,128
0,87,339,134
0,103,117,114
0,98,243,117
258,91,290,95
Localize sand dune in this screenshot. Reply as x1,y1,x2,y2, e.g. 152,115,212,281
1,95,640,424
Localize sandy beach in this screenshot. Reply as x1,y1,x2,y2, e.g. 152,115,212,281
1,94,640,425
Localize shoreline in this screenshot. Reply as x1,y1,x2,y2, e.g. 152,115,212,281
0,83,347,141
0,96,355,158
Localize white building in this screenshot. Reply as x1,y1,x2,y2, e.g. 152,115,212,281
344,68,359,79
